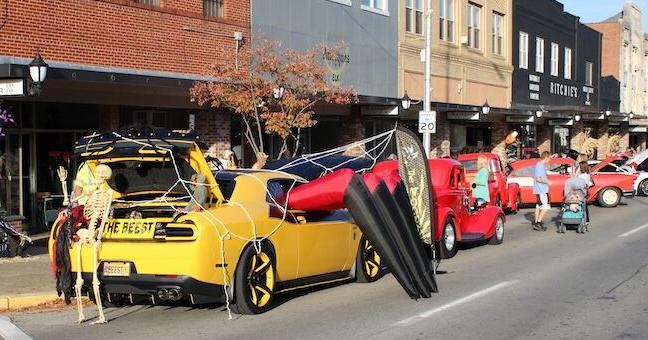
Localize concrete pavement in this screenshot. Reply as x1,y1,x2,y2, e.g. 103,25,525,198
4,197,648,339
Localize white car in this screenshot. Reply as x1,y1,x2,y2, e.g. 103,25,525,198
589,151,648,196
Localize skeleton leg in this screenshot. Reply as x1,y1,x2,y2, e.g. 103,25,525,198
91,240,106,324
74,242,86,323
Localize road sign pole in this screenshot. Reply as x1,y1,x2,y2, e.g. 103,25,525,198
423,0,433,158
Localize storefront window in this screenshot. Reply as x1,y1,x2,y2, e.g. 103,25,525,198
552,126,570,154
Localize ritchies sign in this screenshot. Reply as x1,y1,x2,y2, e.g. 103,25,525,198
549,82,578,98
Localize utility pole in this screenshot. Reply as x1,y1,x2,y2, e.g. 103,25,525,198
422,0,432,157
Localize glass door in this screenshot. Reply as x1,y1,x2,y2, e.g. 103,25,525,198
2,133,30,222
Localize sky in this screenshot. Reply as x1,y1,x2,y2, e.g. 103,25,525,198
561,0,648,29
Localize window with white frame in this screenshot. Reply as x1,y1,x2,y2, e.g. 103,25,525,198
406,0,423,34
519,32,528,69
362,0,387,10
135,0,159,5
467,3,481,49
491,12,504,55
564,47,572,79
536,37,544,73
585,61,593,86
203,0,224,17
550,43,559,76
439,0,455,42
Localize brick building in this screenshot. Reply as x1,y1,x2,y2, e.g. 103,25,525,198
588,1,648,151
398,0,514,159
0,0,249,230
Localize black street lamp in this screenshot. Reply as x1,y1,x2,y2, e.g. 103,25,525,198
629,111,635,119
481,100,491,115
401,91,411,110
28,52,48,96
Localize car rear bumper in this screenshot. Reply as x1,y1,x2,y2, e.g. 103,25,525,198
81,271,226,305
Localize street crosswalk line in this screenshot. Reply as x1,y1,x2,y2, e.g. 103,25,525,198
0,316,32,340
392,280,518,327
618,224,648,238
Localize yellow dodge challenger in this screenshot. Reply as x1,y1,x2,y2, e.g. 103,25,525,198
49,130,381,314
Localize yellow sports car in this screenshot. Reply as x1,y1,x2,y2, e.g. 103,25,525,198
49,129,381,314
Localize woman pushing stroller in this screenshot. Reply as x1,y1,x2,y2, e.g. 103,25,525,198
558,162,593,234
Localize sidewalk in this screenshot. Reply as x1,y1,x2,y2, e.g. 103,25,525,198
0,247,60,312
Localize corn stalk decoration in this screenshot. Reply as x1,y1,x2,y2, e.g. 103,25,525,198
608,134,622,154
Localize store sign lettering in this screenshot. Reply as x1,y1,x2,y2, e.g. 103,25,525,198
323,47,350,86
0,79,25,96
550,82,578,98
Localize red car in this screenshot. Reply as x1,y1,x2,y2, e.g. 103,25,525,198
374,159,505,259
507,158,636,207
458,153,520,214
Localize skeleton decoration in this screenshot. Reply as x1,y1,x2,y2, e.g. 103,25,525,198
57,166,70,207
73,164,113,324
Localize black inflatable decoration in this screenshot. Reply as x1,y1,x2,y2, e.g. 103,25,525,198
344,175,420,299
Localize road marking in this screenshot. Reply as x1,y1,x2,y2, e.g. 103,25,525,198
0,316,33,340
618,224,648,238
393,280,518,327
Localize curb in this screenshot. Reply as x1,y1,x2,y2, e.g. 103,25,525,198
0,293,60,312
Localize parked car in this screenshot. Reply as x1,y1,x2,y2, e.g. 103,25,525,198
508,158,636,208
458,153,520,214
374,159,506,259
49,129,381,315
592,151,648,196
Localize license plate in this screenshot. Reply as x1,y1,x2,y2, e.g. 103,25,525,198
103,262,131,277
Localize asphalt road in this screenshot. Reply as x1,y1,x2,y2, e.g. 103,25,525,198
5,197,648,340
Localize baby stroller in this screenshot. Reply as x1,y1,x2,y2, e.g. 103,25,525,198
558,195,588,234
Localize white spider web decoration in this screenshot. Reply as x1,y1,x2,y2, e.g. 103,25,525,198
81,128,395,319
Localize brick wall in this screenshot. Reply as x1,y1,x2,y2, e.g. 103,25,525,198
588,22,621,79
536,124,551,155
490,116,508,163
429,112,450,158
196,110,231,159
0,0,249,75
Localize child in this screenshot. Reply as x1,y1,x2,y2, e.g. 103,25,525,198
565,191,583,212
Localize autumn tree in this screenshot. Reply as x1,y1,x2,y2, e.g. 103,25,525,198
191,40,357,159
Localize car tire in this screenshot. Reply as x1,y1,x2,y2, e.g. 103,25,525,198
355,235,382,283
597,187,621,208
489,216,505,245
232,243,276,315
439,218,458,259
640,179,648,196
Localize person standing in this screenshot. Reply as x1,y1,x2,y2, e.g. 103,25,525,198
577,161,593,224
471,156,491,205
533,151,551,231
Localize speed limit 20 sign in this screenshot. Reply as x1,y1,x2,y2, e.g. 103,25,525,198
418,110,437,134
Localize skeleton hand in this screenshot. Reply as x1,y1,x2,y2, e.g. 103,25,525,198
57,166,68,182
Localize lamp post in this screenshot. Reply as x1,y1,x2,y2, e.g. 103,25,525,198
535,110,543,118
422,0,433,157
28,53,48,96
481,100,491,115
629,111,634,120
574,113,582,122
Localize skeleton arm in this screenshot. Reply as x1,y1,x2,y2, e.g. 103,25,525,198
57,166,70,207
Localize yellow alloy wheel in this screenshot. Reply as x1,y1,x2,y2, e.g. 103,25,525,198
363,239,381,278
246,251,275,308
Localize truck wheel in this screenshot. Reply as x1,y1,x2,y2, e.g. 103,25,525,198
598,187,621,208
439,218,458,259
